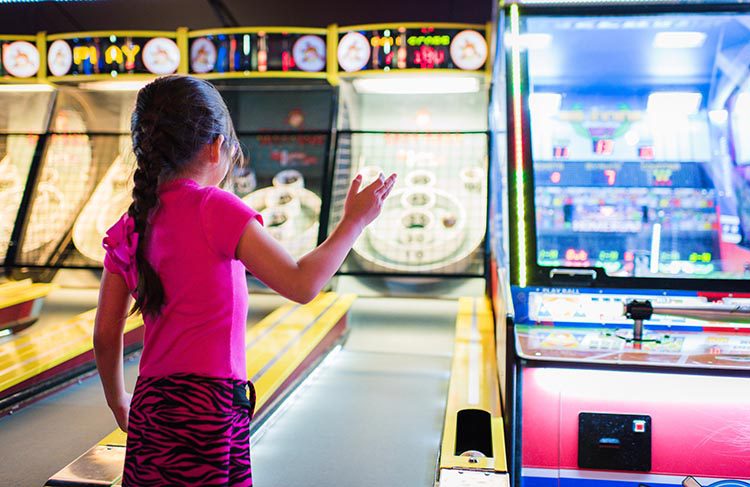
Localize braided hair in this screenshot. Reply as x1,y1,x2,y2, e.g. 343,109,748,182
128,75,241,316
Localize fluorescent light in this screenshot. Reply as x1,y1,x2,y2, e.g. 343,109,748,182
504,32,552,50
0,83,54,92
708,109,728,125
647,92,701,116
529,92,562,115
352,76,480,95
78,80,150,92
653,31,706,49
736,93,750,113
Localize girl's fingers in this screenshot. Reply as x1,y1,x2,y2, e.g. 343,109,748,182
347,174,363,199
375,174,397,198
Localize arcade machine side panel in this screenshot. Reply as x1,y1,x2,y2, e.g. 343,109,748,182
328,24,492,282
0,35,56,272
11,88,135,274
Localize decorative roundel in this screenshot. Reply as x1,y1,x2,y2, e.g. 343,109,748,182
449,30,488,71
292,35,326,72
2,41,40,78
47,40,73,77
142,37,180,75
190,37,217,74
337,32,370,73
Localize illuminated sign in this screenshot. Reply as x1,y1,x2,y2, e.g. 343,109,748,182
188,32,327,76
142,37,180,75
337,32,370,72
292,35,326,72
48,39,72,77
190,37,217,74
46,34,180,77
338,26,487,73
450,30,487,71
1,40,40,78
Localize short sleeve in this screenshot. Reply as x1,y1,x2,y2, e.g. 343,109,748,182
200,187,263,260
101,213,139,291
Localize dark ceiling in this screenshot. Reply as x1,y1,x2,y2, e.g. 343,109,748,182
0,0,493,35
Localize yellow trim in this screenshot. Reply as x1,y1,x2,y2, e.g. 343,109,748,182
326,24,339,86
47,73,161,83
439,297,507,473
47,30,178,41
0,34,37,41
99,429,127,447
337,69,486,78
254,294,355,411
188,26,327,37
0,280,57,310
36,32,47,82
338,22,486,32
176,27,189,75
191,71,327,80
0,309,143,393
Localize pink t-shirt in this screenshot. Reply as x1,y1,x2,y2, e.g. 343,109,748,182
103,178,262,381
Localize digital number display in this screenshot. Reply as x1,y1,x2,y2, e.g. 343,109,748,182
593,139,615,156
638,146,654,160
553,146,569,159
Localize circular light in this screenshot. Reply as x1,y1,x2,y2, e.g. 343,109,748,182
292,35,326,72
47,39,72,77
142,37,180,75
337,32,370,72
3,41,40,78
450,30,487,71
190,37,217,74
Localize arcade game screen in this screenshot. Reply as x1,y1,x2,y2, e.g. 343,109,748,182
0,87,54,266
329,76,489,275
524,13,750,280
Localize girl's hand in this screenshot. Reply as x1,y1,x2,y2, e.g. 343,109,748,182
110,392,132,433
342,173,397,231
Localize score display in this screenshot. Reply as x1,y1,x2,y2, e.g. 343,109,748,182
337,26,487,73
535,161,711,188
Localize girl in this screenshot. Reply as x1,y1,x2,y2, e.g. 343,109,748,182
93,75,396,486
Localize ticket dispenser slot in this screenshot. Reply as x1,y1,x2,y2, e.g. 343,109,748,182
578,412,651,471
455,409,493,457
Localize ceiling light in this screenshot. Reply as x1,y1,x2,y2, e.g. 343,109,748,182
0,83,54,92
352,76,480,95
653,32,706,49
736,93,750,113
78,80,150,92
647,92,701,116
504,32,552,50
529,92,562,115
708,109,728,125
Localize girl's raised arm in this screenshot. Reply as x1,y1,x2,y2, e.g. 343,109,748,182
236,173,396,303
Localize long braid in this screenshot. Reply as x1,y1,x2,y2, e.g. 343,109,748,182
126,75,243,316
128,109,167,316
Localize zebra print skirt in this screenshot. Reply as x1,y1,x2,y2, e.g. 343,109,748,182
122,374,256,486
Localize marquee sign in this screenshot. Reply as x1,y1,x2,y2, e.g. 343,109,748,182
337,25,488,73
46,32,181,79
188,29,327,77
